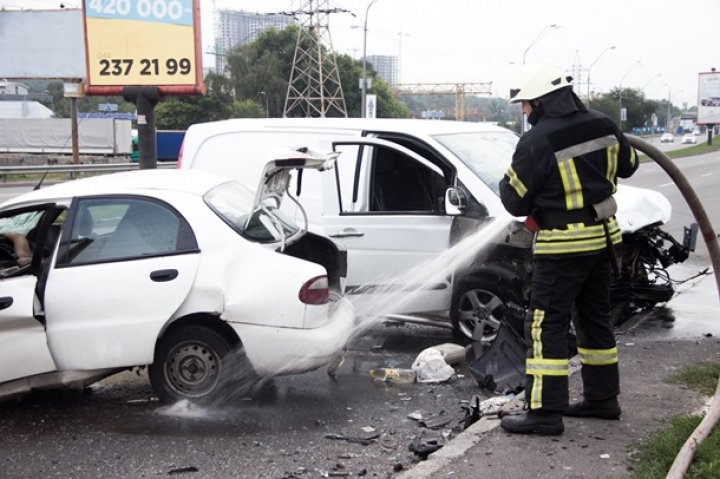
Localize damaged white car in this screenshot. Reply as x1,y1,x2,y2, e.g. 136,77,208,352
0,155,352,404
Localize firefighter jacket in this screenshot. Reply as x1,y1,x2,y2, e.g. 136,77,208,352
499,108,638,256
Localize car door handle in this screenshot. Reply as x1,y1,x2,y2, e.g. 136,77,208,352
0,297,13,310
150,269,178,282
328,228,365,238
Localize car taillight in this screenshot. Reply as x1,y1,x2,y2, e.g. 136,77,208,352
299,275,329,305
177,141,185,168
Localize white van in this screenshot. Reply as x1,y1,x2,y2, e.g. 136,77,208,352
179,118,527,343
178,118,691,343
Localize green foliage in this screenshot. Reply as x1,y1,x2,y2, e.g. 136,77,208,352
152,23,408,126
629,362,720,478
629,415,720,479
666,361,720,396
591,87,682,133
155,72,235,130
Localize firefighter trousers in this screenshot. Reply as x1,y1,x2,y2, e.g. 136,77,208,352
524,251,620,412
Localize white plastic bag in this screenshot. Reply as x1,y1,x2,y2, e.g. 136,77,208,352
411,347,456,383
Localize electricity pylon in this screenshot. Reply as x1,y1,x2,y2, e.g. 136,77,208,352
283,0,348,118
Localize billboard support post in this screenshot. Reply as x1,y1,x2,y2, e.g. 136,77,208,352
123,87,160,170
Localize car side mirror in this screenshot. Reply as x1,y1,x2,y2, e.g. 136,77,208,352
444,187,466,216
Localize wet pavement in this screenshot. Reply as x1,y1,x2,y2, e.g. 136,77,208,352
0,322,485,479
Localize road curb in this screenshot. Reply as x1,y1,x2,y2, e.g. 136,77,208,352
396,416,501,479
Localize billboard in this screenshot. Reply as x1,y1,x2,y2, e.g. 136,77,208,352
82,0,204,96
0,10,85,79
697,71,720,125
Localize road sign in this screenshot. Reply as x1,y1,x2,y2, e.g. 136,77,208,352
365,94,377,119
98,103,118,112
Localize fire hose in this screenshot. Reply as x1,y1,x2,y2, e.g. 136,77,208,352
626,136,720,479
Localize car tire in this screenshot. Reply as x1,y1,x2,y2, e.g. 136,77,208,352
450,269,525,345
149,325,256,405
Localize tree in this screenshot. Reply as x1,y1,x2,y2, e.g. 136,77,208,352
155,72,235,130
591,88,662,133
223,25,408,118
224,26,298,118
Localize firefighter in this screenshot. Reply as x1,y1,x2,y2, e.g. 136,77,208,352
498,64,638,435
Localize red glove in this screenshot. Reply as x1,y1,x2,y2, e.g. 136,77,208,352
524,215,540,232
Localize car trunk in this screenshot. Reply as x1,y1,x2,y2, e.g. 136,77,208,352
282,231,347,297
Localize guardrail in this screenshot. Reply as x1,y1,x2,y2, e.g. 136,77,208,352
0,162,178,182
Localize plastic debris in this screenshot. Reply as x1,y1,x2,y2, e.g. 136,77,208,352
369,367,416,383
407,411,423,421
411,348,456,383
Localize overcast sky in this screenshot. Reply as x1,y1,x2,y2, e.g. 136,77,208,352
11,0,717,107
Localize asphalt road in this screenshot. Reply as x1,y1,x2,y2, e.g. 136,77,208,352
0,322,484,479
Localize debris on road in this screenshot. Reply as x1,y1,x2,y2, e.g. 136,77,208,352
467,321,525,394
412,347,456,383
368,367,416,383
324,432,382,446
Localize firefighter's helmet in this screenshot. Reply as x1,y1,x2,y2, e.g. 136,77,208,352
509,64,573,103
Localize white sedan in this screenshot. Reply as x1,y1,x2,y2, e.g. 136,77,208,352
681,133,697,144
0,160,353,404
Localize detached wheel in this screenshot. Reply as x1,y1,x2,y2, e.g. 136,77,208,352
451,273,525,345
149,325,253,404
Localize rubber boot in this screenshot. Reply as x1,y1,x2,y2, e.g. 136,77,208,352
564,397,621,419
500,410,564,436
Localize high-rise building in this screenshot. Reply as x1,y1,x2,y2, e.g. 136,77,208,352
366,55,398,87
214,9,295,73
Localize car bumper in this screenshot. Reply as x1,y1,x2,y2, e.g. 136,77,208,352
227,297,355,376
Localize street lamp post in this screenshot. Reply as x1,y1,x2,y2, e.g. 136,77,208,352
643,73,662,90
259,91,269,118
618,61,642,127
522,24,560,64
519,24,559,133
361,0,379,118
586,45,616,107
666,88,684,133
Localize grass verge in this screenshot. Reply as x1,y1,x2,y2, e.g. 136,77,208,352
628,361,720,479
636,137,720,163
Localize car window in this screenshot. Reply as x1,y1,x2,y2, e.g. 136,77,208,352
0,209,44,277
432,131,518,195
204,181,300,243
365,145,445,214
59,197,197,266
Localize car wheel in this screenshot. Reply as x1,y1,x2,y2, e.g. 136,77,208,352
450,272,525,345
149,325,254,404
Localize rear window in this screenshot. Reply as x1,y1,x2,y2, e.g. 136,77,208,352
204,181,299,243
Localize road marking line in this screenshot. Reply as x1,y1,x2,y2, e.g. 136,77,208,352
701,173,713,177
659,182,674,187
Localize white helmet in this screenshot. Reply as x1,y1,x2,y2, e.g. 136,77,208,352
509,63,573,103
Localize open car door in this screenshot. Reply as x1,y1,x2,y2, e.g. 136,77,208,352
0,205,59,384
321,138,455,317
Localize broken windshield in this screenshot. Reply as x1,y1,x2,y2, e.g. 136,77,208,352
204,181,299,244
432,131,518,195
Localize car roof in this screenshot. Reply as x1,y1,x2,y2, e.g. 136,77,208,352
2,169,231,208
186,117,510,137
